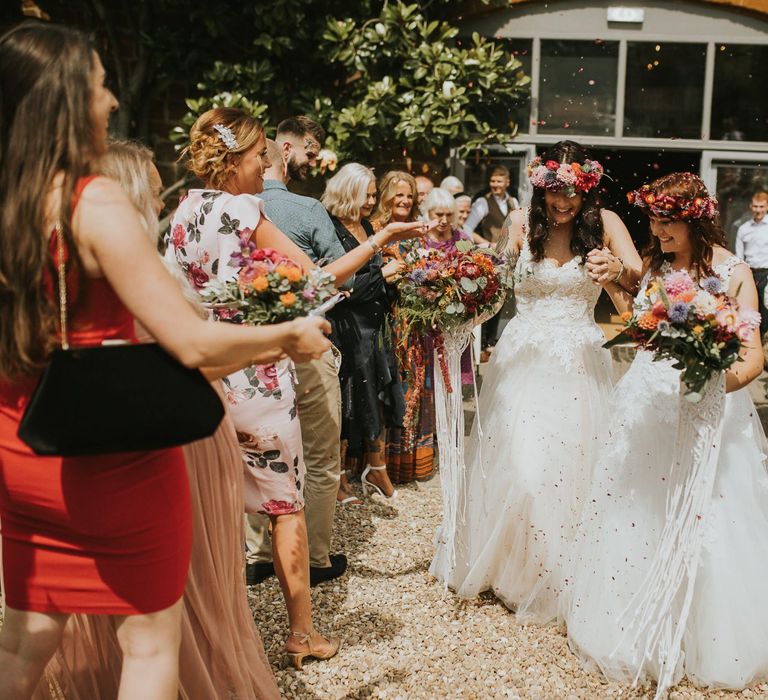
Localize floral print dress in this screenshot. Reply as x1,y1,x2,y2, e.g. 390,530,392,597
166,190,304,516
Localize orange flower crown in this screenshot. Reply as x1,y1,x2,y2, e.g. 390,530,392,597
628,177,718,221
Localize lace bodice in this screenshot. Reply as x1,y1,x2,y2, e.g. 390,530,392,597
634,255,743,311
502,210,605,369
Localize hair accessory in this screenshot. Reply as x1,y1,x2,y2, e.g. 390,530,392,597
527,157,604,197
213,123,240,151
628,180,718,221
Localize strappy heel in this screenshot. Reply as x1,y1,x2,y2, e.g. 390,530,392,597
337,469,362,505
283,630,340,670
361,464,398,500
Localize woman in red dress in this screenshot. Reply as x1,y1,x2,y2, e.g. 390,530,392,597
0,22,330,700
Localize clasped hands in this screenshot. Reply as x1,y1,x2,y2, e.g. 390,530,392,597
585,247,623,287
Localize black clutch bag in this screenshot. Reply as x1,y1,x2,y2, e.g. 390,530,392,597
17,226,225,457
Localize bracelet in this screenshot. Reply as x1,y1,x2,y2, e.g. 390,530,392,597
368,236,382,255
613,258,625,283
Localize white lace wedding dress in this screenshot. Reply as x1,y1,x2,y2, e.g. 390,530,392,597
563,256,768,696
430,217,613,623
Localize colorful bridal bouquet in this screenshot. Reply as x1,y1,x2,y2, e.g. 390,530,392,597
604,269,760,401
200,235,338,324
393,240,511,423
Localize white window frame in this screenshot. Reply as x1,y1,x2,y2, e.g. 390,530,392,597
700,150,768,194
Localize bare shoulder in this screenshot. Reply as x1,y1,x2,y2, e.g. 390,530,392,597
502,208,526,252
600,208,623,226
73,176,143,246
78,175,130,203
600,208,628,239
711,245,740,267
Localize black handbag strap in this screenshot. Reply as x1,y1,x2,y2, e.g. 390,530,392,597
53,223,70,350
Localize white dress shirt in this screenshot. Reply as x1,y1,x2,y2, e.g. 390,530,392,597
463,193,520,234
735,217,768,269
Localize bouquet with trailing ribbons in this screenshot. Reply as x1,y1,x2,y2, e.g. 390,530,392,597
604,268,760,401
201,234,338,324
393,239,511,424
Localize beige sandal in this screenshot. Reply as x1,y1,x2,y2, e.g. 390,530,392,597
283,630,340,670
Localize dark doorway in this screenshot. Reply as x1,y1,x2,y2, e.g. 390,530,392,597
591,147,700,247
588,148,699,321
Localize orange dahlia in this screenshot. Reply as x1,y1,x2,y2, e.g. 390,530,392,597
637,312,660,330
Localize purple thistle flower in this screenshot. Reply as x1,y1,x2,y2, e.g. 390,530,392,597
410,269,427,284
701,276,722,295
668,301,690,323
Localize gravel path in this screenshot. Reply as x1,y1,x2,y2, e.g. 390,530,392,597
250,476,768,700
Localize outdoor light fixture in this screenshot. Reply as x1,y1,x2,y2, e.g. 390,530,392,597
607,7,645,23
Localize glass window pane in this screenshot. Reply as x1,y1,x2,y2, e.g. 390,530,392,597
712,44,768,143
624,42,706,139
539,40,618,136
712,162,768,249
499,39,533,134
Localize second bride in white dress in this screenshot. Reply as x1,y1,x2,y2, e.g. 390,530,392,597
563,173,768,697
431,140,640,623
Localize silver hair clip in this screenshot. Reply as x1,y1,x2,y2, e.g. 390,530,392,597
213,123,240,150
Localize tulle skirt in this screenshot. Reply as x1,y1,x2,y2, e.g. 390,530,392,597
430,318,613,623
563,352,768,690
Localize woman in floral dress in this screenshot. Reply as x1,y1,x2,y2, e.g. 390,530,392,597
167,107,425,665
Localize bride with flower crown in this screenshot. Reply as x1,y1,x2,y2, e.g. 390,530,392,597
562,173,768,697
430,140,641,623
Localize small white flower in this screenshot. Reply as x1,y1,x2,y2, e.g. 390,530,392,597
375,22,386,37
442,80,456,98
693,290,718,316
318,149,338,174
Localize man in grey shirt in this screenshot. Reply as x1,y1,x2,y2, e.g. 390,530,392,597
245,117,349,587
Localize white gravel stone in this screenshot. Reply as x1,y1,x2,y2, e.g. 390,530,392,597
244,474,768,699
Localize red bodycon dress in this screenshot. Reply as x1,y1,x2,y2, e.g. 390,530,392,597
0,177,192,614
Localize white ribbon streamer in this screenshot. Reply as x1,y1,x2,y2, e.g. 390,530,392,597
614,372,726,698
433,322,473,570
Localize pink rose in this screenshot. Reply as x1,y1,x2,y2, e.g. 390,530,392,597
172,224,186,248
188,262,210,290
262,499,295,515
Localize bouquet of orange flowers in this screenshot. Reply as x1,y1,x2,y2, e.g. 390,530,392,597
394,240,511,423
605,268,760,401
200,235,338,324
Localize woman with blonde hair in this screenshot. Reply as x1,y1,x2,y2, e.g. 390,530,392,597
322,164,424,499
0,22,328,700
34,139,281,699
166,108,425,667
371,170,419,230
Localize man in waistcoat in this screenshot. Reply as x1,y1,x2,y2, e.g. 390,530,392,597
464,165,520,359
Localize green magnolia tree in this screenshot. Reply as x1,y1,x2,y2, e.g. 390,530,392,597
173,1,530,165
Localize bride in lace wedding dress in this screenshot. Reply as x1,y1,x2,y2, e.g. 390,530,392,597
562,173,768,697
430,141,641,623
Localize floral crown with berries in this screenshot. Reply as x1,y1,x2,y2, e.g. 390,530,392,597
628,179,718,221
527,156,605,197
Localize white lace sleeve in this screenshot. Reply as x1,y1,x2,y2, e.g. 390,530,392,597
712,255,744,288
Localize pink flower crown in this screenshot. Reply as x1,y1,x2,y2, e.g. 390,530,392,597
527,157,605,197
628,183,718,221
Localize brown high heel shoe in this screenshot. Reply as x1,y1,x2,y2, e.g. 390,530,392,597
283,630,340,670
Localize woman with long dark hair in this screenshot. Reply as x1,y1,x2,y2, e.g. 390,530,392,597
564,173,768,697
431,140,641,624
0,23,329,699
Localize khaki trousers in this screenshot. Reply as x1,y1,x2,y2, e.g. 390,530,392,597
245,349,341,568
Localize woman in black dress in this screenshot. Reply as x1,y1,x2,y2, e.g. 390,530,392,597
322,163,428,499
